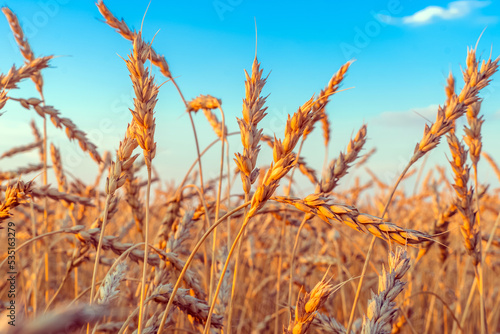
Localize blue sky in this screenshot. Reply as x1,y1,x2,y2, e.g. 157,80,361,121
1,0,499,192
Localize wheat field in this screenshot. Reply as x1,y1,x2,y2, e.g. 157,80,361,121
1,2,500,334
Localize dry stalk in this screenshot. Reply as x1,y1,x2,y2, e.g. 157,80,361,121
1,9,52,309
96,4,208,259
157,201,251,333
448,130,488,332
0,140,42,159
12,97,102,163
188,96,226,309
0,163,44,181
286,123,367,320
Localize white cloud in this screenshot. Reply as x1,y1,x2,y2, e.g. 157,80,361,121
379,1,491,26
371,104,439,127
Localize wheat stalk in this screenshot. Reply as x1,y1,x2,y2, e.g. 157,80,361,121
0,140,42,159
463,96,488,332
225,57,269,331
97,262,127,305
312,312,347,334
49,144,67,192
0,57,51,92
0,180,34,225
96,0,171,79
89,134,138,319
447,133,479,263
1,7,44,93
123,31,160,333
7,304,107,334
320,124,367,193
361,248,411,334
410,50,499,165
0,163,44,181
123,168,145,237
0,182,93,206
303,61,352,144
274,194,430,245
12,97,102,163
153,284,224,329
284,275,337,334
